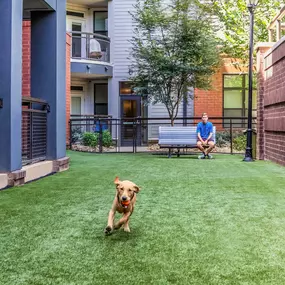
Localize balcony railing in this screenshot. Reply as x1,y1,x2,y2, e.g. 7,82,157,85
268,5,285,42
70,32,110,62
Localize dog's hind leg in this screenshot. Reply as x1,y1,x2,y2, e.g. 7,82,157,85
123,219,130,232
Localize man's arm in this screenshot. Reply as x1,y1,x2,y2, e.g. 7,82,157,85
197,133,205,143
196,124,204,143
205,123,213,143
205,133,213,143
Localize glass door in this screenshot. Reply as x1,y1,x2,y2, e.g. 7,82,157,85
120,96,141,146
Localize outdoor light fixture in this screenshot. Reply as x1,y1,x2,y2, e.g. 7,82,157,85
0,98,3,108
244,0,258,162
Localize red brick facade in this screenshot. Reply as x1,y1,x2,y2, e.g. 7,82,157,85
21,21,71,145
22,21,31,97
66,34,71,145
257,41,285,165
194,57,248,118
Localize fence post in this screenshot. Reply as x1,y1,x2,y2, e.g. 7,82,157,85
132,118,136,154
69,119,72,150
30,111,33,162
99,119,103,153
230,119,233,155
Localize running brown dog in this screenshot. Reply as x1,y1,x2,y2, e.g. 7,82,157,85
104,177,141,235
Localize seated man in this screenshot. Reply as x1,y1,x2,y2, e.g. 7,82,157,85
196,113,215,159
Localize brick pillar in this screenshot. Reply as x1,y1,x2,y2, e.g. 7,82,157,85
256,44,272,160
66,33,71,146
22,20,31,97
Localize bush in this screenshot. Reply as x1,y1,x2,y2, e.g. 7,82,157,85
233,134,246,151
215,131,231,147
71,127,83,144
102,130,113,147
82,132,98,148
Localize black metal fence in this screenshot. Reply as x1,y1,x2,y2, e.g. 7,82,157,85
69,116,257,156
22,97,48,165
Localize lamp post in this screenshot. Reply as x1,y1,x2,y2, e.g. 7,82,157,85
244,0,258,162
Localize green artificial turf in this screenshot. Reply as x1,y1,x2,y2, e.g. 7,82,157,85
1,152,285,284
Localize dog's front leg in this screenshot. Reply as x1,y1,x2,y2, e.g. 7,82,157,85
104,210,115,235
114,212,131,231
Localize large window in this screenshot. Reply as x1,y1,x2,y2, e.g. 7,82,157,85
93,11,108,36
94,84,108,115
223,74,257,127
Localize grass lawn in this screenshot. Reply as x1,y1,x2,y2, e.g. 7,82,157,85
1,152,285,284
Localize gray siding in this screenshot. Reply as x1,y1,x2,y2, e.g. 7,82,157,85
108,0,195,137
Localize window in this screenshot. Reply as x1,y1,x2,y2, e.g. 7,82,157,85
71,97,81,115
93,12,108,36
223,74,257,128
66,11,85,18
94,84,108,115
119,82,134,95
71,86,84,91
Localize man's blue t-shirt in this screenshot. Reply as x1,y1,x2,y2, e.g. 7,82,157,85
196,122,213,140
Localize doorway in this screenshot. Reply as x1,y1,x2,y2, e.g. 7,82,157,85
120,96,141,146
67,18,86,59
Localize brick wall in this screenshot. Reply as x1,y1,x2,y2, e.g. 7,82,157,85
257,41,285,165
22,21,71,147
194,57,248,128
66,33,71,146
22,21,31,97
194,57,248,118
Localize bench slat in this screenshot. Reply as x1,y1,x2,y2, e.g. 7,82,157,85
158,126,216,147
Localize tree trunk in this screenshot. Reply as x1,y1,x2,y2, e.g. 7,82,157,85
171,117,174,126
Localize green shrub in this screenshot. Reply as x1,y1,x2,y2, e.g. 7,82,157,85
82,132,98,147
102,130,113,147
216,131,231,147
71,127,83,143
233,135,246,151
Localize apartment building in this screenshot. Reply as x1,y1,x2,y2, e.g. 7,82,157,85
67,0,255,145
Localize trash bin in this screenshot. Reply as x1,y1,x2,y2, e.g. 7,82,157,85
243,128,257,159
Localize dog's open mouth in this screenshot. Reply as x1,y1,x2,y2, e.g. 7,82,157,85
121,201,130,208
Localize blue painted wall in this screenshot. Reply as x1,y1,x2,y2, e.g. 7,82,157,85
0,0,23,172
31,0,66,160
71,62,113,77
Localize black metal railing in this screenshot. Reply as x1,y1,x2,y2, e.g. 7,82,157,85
22,97,48,165
70,32,110,62
69,116,257,155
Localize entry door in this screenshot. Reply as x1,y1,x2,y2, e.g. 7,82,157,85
120,96,141,146
67,18,86,58
71,96,82,115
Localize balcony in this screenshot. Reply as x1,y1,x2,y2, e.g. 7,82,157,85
70,32,113,78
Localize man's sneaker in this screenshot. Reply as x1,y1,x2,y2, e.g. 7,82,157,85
207,154,213,159
198,153,206,159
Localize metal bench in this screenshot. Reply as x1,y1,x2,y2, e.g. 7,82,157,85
158,126,216,158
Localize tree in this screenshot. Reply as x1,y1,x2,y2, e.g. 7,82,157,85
198,0,283,62
129,0,221,125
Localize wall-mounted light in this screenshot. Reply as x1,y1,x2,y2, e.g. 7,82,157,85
0,98,3,109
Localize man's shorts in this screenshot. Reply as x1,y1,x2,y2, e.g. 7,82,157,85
197,138,214,143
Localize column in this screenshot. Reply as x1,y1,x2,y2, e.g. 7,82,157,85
0,0,23,172
31,0,67,160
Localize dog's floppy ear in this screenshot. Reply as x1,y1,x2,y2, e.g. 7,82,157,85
114,176,120,186
134,185,141,193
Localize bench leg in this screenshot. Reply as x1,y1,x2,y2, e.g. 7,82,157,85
168,148,172,158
